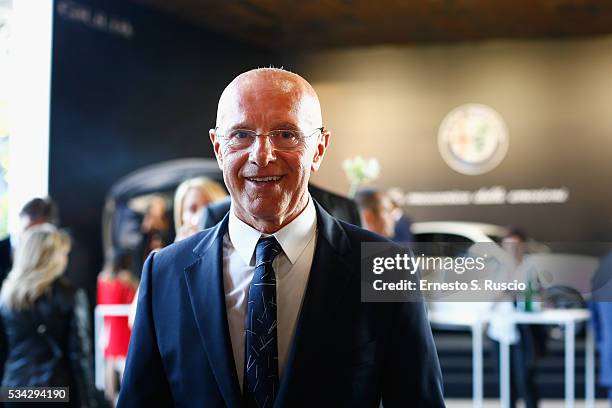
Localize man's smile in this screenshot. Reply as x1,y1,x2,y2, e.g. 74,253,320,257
244,175,284,183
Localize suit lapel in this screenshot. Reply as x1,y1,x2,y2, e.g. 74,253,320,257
184,216,243,408
275,202,354,406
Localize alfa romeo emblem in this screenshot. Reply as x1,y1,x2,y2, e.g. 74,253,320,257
438,104,509,175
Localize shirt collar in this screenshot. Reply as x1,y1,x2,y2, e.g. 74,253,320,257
228,196,317,266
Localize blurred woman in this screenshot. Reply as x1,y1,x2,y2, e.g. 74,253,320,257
0,224,93,407
128,177,227,330
173,177,227,242
97,253,138,407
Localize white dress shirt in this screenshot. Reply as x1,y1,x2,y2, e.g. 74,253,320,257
223,197,317,390
486,257,537,345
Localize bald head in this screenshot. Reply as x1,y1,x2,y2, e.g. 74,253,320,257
210,68,330,234
216,68,322,131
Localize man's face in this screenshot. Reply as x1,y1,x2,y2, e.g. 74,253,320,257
502,235,526,265
362,194,395,238
210,75,328,229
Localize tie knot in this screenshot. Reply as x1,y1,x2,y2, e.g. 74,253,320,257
255,237,282,265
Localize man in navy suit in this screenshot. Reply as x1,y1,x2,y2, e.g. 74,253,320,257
118,68,444,407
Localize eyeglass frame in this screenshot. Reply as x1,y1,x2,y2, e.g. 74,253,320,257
214,126,325,151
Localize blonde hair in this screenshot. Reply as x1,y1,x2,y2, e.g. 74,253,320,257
0,224,71,311
173,177,227,231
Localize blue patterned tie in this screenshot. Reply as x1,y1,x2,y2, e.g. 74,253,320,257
244,237,282,408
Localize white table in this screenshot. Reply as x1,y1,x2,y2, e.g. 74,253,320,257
429,308,595,408
429,310,488,408
497,309,594,408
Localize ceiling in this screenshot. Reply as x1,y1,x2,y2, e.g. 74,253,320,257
132,0,612,50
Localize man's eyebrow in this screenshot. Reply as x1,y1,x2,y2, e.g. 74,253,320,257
270,122,300,130
227,123,253,130
224,122,300,131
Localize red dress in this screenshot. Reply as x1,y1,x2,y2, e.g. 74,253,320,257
97,276,137,358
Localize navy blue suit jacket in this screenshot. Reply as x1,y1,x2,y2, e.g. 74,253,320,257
118,202,445,407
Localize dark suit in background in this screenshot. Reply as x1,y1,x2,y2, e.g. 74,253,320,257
201,184,361,229
118,201,444,407
392,213,414,243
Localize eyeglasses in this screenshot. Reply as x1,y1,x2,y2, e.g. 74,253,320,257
217,127,323,151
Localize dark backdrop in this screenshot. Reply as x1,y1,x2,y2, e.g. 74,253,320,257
49,0,277,302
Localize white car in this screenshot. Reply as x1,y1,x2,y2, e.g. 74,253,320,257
412,221,507,245
410,221,598,327
411,221,507,326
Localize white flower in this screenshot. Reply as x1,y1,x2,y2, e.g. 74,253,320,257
342,156,381,184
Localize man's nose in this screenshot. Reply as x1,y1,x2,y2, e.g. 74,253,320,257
248,134,276,166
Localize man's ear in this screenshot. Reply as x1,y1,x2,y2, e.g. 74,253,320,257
311,128,330,172
210,128,223,170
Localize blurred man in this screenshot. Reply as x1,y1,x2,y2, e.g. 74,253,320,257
502,227,528,269
354,188,395,238
489,227,544,408
0,197,58,283
119,68,444,407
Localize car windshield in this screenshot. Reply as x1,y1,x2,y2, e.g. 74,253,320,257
487,234,504,244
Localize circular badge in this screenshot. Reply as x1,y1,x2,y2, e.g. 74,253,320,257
438,104,509,175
